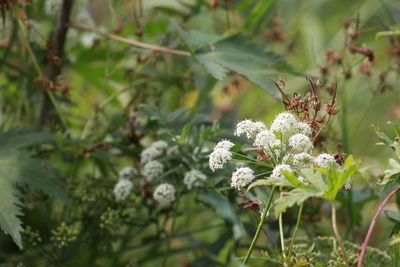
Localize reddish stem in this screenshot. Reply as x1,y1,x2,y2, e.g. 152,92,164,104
357,185,400,267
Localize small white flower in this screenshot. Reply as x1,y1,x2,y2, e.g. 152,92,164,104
230,167,255,189
209,148,232,171
292,153,314,168
142,161,164,182
113,179,133,201
152,140,168,151
289,134,313,153
183,170,207,190
215,140,235,150
119,166,138,180
153,183,176,206
254,130,280,150
270,112,297,135
234,120,266,139
314,153,337,168
140,147,162,164
271,164,292,180
254,121,267,133
344,178,352,190
295,122,312,136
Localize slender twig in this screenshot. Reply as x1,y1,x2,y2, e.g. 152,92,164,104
69,23,191,57
243,186,277,264
331,202,350,267
357,185,400,267
14,12,68,128
287,202,304,263
38,0,74,128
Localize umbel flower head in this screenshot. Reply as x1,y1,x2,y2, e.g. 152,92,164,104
254,130,280,150
292,153,314,168
215,140,235,150
314,153,337,168
289,133,313,153
209,140,234,171
118,166,138,180
142,160,164,182
270,112,297,135
231,167,255,189
140,140,168,164
153,183,176,206
184,169,207,190
234,119,266,139
113,179,133,201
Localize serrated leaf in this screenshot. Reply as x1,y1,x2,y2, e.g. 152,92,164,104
0,130,54,151
0,152,69,204
0,179,23,249
176,26,289,95
300,169,327,192
197,192,243,240
274,188,321,216
0,151,69,248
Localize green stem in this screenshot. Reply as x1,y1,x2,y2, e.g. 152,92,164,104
243,186,277,264
340,83,354,239
287,203,304,264
279,212,286,264
331,202,350,267
162,199,178,267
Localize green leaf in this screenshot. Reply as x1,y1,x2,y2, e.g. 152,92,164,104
0,179,23,248
0,151,69,248
323,157,359,201
197,192,244,240
384,210,400,223
243,0,275,30
247,178,285,192
0,130,54,151
282,171,311,188
372,124,393,147
274,188,321,216
300,169,327,192
176,26,289,95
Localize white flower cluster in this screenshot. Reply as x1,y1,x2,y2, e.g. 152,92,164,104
183,170,207,190
231,167,255,189
142,160,164,182
113,180,133,201
234,119,266,139
209,140,234,171
113,166,137,201
140,140,168,164
209,112,343,189
119,166,138,180
314,153,337,168
270,112,298,135
153,183,176,206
